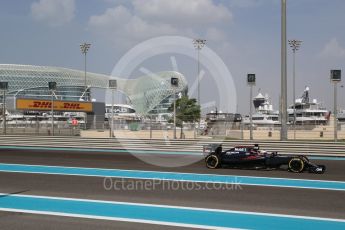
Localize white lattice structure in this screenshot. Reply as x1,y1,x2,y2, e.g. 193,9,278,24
0,64,188,115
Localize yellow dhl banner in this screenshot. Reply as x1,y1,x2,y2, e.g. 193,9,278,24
16,99,93,112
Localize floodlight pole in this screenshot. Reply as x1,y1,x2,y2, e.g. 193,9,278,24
288,39,302,139
110,89,114,138
193,39,206,134
174,87,176,139
48,82,56,136
2,90,6,135
51,90,55,136
0,82,8,135
80,43,91,101
292,45,296,139
171,77,179,139
280,0,288,140
109,80,117,138
334,82,338,142
150,115,152,139
249,85,253,140
247,74,255,140
197,48,200,105
330,70,341,142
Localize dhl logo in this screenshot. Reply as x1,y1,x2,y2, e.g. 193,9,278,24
17,99,93,112
63,103,82,109
31,102,83,109
33,101,52,108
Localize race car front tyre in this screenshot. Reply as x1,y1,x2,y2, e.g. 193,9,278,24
288,157,305,173
206,155,220,169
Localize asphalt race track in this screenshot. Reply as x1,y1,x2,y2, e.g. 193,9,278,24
0,147,344,229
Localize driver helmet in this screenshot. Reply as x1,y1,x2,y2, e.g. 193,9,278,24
253,144,259,151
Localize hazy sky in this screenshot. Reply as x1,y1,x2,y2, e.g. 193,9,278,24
0,0,344,114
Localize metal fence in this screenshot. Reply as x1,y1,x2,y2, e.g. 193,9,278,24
0,135,344,156
209,122,345,141
0,120,80,136
1,114,345,141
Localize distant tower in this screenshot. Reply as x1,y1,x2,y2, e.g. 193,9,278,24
301,86,310,103
253,91,265,110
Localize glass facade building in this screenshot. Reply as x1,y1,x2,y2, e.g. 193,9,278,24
0,64,188,115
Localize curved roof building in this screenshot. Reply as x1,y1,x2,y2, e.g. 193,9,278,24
0,64,188,115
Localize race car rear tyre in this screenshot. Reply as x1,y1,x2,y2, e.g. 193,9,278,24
288,158,305,173
206,155,220,169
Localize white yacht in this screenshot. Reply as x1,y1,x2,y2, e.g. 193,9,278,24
243,92,280,126
288,87,330,125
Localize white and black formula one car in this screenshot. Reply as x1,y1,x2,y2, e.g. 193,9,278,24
203,144,326,173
